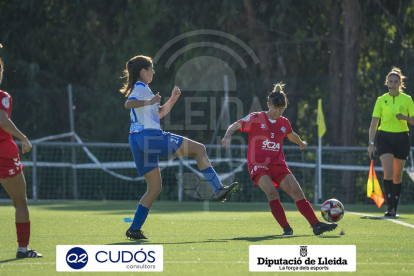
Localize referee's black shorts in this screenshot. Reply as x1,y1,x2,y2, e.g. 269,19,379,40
376,131,411,160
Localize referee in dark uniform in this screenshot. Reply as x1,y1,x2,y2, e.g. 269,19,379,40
368,68,414,217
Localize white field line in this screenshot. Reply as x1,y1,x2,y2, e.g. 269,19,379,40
346,211,414,228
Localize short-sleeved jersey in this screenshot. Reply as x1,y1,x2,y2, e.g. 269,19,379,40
0,90,19,159
237,111,293,169
128,81,161,133
372,92,414,133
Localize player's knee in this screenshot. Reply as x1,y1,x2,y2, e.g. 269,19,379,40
383,168,394,179
152,187,162,195
13,198,28,209
147,183,162,195
199,144,207,155
394,173,403,182
292,189,305,201
152,185,162,195
193,143,207,157
266,190,279,200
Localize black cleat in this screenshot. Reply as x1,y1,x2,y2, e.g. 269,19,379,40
215,182,239,202
16,249,43,258
312,221,337,236
126,227,148,240
384,206,394,217
282,225,293,236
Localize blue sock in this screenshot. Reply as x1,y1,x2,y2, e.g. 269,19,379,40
201,167,223,193
131,204,149,230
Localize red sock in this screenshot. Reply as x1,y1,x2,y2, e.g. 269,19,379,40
16,221,31,247
269,199,289,228
296,199,319,226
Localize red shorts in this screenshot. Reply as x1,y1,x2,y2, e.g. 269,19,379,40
250,164,292,188
0,156,23,179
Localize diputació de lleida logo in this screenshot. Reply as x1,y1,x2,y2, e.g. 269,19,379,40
300,246,308,257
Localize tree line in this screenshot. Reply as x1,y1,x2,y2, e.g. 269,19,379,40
0,0,413,147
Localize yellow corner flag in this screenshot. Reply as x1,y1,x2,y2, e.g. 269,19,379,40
367,160,385,208
317,99,326,138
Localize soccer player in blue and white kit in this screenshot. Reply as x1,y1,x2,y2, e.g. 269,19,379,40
120,55,239,239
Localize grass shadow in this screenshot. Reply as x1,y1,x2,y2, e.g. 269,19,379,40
225,235,305,242
359,216,385,220
108,234,344,245
108,239,226,245
0,258,24,264
220,234,342,242
1,201,282,214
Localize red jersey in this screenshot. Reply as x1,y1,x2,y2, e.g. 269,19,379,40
237,111,293,170
0,90,19,159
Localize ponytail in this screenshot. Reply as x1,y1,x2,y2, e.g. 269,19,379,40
120,55,153,97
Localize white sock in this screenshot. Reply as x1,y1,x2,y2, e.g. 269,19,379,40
18,247,28,253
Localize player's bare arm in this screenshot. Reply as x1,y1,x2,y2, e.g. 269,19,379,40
0,110,32,154
287,131,307,150
159,86,181,119
221,122,242,148
368,117,379,158
124,92,161,109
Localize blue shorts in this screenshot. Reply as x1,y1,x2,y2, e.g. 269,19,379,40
129,129,184,176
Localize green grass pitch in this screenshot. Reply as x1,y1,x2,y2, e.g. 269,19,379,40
0,201,413,275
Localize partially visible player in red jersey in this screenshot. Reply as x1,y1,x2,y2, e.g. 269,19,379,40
0,58,42,258
222,82,337,236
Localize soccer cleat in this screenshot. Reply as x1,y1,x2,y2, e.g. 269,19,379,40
393,208,400,218
384,206,394,217
16,249,43,258
214,182,239,202
282,225,293,236
312,221,337,236
126,227,148,240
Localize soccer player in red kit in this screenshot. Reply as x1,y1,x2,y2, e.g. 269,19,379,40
0,58,42,257
222,82,337,235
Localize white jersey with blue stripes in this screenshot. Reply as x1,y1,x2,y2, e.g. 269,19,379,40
128,81,161,133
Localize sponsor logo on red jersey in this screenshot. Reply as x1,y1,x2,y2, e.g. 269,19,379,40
250,165,269,175
262,139,280,151
1,96,9,109
242,114,252,122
